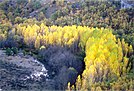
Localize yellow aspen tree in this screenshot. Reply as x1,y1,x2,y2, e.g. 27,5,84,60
96,86,102,91
35,36,41,49
76,75,81,90
67,82,71,91
128,45,133,56
48,33,54,45
71,85,75,91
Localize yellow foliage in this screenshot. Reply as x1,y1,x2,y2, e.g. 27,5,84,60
35,36,41,49
15,24,131,90
76,75,81,90
16,24,90,48
75,26,131,90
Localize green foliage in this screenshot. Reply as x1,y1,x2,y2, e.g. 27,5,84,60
22,50,26,56
6,48,13,56
11,47,18,55
51,12,58,21
33,1,41,9
5,47,18,56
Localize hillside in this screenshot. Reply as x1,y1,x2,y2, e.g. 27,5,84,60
0,0,134,91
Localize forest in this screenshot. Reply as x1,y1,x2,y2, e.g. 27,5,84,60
0,0,134,90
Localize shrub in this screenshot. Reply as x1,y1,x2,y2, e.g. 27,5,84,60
11,47,18,55
5,48,13,56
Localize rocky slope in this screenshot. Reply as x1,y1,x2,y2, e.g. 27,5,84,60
0,50,49,90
